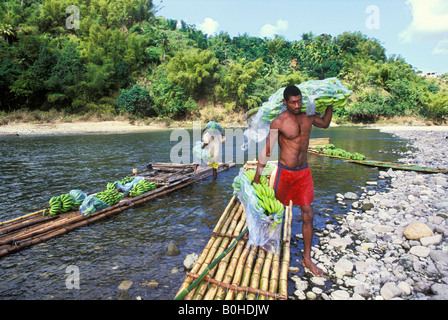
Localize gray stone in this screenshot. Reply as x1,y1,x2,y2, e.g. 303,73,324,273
409,246,431,258
118,280,133,291
344,192,358,200
166,241,180,256
430,250,448,264
420,234,442,247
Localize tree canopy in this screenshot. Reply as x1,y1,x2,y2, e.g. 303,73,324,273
1,0,446,122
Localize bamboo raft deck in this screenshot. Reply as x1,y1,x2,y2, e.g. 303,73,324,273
0,162,234,259
175,196,293,300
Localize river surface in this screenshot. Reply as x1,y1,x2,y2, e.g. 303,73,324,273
0,126,409,300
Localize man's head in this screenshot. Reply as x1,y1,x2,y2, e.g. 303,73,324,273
283,85,302,114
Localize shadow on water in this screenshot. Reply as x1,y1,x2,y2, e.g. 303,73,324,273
0,126,409,299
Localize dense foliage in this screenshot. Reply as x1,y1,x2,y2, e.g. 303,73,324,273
1,0,447,122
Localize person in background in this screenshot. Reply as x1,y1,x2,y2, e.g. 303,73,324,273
194,121,225,180
253,85,334,277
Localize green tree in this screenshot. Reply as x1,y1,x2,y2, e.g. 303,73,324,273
165,48,219,99
217,58,264,109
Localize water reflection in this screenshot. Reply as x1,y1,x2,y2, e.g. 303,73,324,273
0,127,408,299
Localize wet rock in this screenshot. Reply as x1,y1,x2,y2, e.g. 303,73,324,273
183,253,198,270
118,280,133,291
166,241,180,256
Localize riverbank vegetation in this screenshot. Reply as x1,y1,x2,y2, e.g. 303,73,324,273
1,0,447,127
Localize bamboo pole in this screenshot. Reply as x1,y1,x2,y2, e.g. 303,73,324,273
214,238,247,300
0,209,45,227
203,207,246,300
183,202,241,300
279,201,293,297
235,245,258,300
174,227,248,301
175,197,237,297
268,252,281,300
246,248,266,300
192,204,244,300
258,251,274,300
224,244,251,300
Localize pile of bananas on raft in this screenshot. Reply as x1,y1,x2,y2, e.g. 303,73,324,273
95,189,123,206
233,170,284,221
128,179,156,197
43,190,85,216
315,144,366,160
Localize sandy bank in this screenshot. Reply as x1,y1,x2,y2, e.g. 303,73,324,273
1,120,448,136
0,121,173,136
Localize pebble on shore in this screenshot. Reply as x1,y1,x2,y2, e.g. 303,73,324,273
292,129,448,300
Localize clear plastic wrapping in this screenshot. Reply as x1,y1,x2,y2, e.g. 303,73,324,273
233,168,283,254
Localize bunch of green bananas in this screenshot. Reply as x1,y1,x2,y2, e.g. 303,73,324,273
44,193,79,216
233,170,268,193
261,101,284,123
314,92,351,113
252,183,284,218
243,170,267,185
107,181,120,191
129,179,156,197
120,177,135,185
95,189,123,206
317,144,366,160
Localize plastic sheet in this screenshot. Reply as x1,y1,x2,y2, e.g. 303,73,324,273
192,141,212,167
114,176,144,197
233,168,283,254
79,195,109,216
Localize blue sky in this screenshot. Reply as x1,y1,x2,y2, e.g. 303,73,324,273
155,0,448,75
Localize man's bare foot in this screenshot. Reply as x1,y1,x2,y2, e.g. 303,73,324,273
303,259,323,277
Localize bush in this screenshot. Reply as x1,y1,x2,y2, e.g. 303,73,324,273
117,85,154,117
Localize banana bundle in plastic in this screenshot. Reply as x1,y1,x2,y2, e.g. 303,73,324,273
234,171,283,222
242,78,352,150
43,189,87,216
233,168,284,254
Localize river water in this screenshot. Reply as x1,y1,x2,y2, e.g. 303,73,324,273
0,126,409,300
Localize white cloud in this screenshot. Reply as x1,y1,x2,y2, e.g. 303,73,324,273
260,19,289,38
432,39,448,55
399,0,448,43
198,17,219,36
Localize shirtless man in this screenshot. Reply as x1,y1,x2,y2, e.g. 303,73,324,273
253,85,333,277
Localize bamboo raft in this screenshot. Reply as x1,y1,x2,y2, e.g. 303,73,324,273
0,162,234,259
175,196,293,300
308,147,448,174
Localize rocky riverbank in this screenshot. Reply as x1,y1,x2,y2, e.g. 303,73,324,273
292,128,448,300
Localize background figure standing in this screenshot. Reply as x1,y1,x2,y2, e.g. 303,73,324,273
253,85,334,277
193,121,225,180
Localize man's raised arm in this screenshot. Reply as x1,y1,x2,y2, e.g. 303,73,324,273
253,123,279,184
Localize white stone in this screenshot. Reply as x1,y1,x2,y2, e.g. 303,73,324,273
409,245,431,258
420,234,442,247
331,290,350,300
334,258,354,276
380,282,402,300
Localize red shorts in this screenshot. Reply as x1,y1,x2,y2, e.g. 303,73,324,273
270,163,314,207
